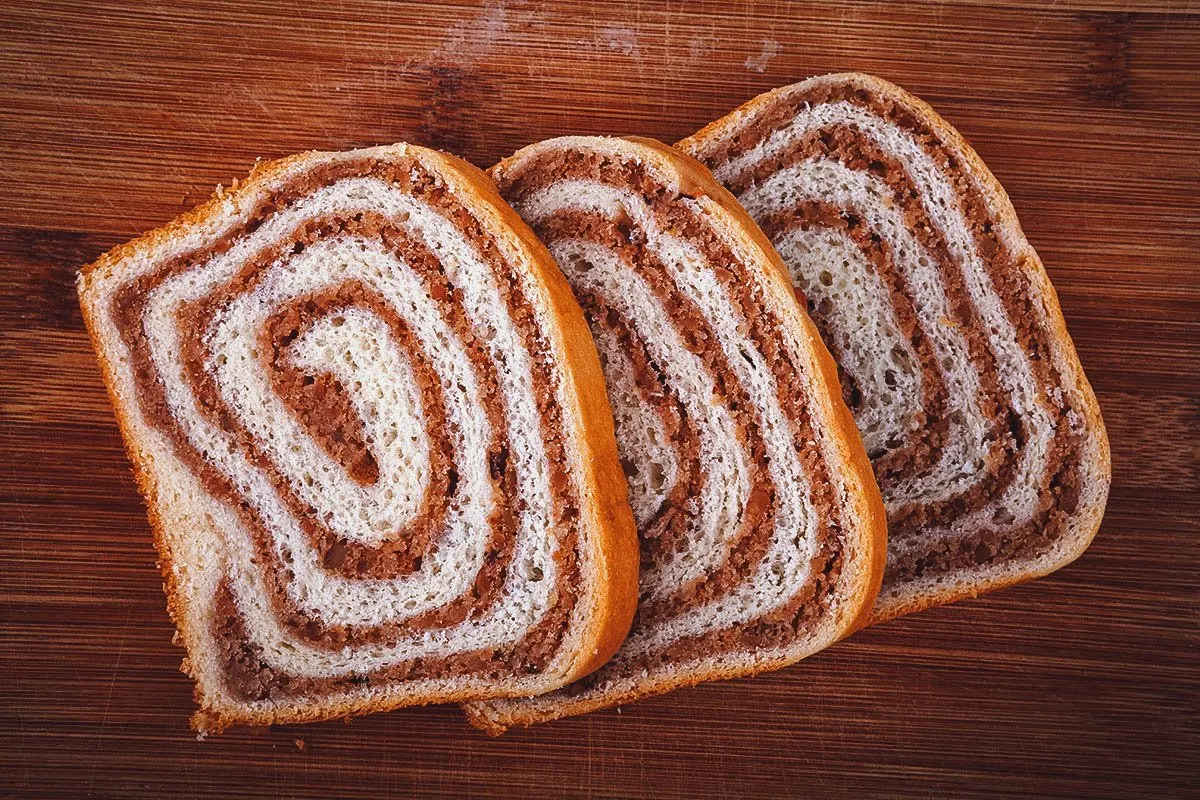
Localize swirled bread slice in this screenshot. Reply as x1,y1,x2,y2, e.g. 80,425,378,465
77,144,639,733
679,73,1111,623
463,136,886,733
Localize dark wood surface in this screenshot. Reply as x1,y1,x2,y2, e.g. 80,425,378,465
1,2,1197,798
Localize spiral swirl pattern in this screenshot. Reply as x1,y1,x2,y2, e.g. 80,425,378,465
681,74,1109,620
464,137,882,731
79,145,634,729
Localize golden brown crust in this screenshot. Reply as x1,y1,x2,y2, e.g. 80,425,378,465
77,143,640,733
678,73,1110,625
465,136,886,734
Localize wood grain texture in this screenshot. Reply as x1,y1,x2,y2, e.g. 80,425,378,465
1,1,1197,798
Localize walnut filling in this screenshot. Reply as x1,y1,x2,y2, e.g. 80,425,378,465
577,289,707,572
693,82,1088,585
109,157,581,699
538,209,777,626
726,127,1017,528
756,201,950,487
211,579,553,702
174,215,518,647
495,149,846,667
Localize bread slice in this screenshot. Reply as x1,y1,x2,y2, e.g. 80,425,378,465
679,73,1111,624
77,143,640,733
462,136,886,734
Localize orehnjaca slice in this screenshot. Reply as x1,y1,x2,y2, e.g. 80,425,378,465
77,144,639,733
463,136,886,733
680,73,1110,623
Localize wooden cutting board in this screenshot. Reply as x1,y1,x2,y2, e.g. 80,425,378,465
1,2,1196,798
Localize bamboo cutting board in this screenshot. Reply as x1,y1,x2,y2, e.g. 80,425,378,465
1,2,1197,798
